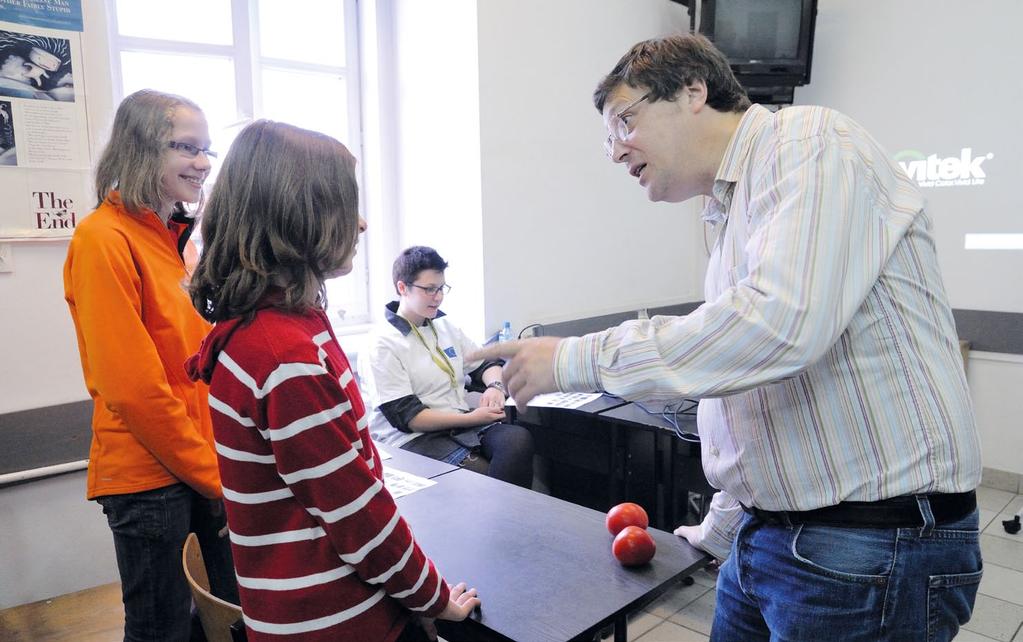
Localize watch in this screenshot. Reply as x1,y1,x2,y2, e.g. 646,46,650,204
486,381,507,395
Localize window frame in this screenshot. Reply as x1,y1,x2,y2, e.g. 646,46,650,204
104,0,371,326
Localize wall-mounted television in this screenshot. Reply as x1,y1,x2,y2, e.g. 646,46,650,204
675,0,819,105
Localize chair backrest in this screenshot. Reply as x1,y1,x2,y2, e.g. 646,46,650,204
182,532,244,642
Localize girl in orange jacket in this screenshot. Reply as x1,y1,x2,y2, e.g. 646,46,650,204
63,89,238,641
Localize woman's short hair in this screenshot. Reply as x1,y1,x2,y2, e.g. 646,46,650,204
190,119,360,322
593,33,751,114
392,246,448,294
94,89,202,214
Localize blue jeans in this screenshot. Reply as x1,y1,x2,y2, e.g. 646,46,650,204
712,502,982,642
97,483,238,642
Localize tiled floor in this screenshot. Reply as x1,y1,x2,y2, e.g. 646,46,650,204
626,486,1023,642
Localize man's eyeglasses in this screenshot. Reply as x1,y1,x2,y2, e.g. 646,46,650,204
168,140,218,159
603,93,649,158
409,283,451,296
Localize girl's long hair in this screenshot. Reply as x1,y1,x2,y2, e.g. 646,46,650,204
189,120,360,322
94,89,202,214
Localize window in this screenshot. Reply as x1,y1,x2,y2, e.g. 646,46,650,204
106,0,369,325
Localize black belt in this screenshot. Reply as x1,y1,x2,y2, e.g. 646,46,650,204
742,490,976,528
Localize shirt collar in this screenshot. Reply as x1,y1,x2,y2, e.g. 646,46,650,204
107,190,194,245
384,300,446,336
702,104,774,226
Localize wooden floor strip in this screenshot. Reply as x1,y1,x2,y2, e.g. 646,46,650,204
0,582,124,642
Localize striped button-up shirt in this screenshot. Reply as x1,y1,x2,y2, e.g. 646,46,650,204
555,104,981,560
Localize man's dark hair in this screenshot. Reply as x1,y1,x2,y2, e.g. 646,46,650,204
593,33,750,114
392,246,449,294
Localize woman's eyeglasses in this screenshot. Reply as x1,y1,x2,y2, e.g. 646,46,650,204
168,140,218,159
409,283,451,296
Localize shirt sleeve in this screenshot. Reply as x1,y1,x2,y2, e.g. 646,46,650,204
364,338,417,405
379,395,428,432
688,491,745,562
264,363,450,616
66,221,221,497
555,133,918,401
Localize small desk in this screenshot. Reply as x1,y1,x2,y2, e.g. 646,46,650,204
510,393,629,423
397,468,710,642
598,403,708,529
379,445,458,479
515,394,633,508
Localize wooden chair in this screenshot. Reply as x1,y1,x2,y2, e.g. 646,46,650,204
181,532,245,642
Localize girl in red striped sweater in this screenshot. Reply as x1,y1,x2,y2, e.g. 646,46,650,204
187,120,479,641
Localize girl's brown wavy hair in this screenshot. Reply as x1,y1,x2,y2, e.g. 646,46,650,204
189,120,360,322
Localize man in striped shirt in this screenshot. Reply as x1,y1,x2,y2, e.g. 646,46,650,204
475,34,982,641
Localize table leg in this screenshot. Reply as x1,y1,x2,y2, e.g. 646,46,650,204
614,613,628,642
608,426,628,505
653,430,665,529
667,435,678,528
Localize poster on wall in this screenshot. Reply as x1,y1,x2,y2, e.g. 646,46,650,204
0,167,89,238
0,99,14,165
0,29,75,102
0,0,88,239
0,0,83,32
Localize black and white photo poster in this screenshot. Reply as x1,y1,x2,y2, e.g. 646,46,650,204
0,0,87,239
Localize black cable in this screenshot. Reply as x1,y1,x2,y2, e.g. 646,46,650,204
518,323,543,339
635,399,701,442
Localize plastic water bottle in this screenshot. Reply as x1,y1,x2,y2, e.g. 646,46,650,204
498,321,513,343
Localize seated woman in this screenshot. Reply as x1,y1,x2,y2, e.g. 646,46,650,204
360,246,535,488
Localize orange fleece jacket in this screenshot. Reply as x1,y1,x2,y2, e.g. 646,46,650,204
63,193,221,499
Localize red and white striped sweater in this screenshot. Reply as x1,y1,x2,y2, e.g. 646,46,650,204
187,303,450,641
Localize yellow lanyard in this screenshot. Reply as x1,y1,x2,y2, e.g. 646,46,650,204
404,316,458,389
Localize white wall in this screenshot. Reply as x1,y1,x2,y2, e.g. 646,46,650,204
475,0,706,336
388,0,486,339
967,352,1023,477
0,471,118,608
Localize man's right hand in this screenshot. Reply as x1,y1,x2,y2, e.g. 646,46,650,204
468,337,562,412
436,582,481,621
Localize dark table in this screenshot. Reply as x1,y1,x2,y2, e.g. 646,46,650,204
379,444,458,479
397,468,710,642
509,392,629,423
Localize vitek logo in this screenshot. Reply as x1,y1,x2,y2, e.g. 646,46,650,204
894,148,993,188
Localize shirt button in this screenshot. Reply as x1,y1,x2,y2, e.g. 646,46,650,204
709,445,720,457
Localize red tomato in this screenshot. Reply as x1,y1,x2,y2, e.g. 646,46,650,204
612,525,656,566
605,502,649,535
